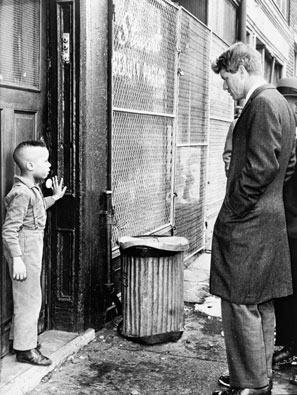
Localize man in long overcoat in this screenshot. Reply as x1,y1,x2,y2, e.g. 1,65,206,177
273,78,297,371
210,42,296,395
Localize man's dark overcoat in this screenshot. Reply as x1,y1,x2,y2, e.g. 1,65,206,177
210,84,296,304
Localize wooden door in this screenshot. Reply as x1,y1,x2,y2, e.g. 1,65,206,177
0,0,48,357
47,0,79,331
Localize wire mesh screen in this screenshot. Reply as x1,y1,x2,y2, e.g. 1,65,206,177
113,0,178,114
0,0,40,88
112,112,173,246
174,10,210,255
209,36,233,120
112,0,178,247
207,119,229,212
174,146,207,253
177,11,210,145
207,35,233,218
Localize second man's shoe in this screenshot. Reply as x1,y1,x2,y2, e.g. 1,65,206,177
218,375,230,387
16,348,52,366
218,376,273,391
212,385,271,395
273,346,295,366
289,375,297,385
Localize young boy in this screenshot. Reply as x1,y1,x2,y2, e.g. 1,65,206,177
2,140,66,366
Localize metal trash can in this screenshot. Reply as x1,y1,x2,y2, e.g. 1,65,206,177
119,235,189,344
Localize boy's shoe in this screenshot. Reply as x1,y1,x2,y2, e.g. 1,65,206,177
10,340,41,355
16,348,52,366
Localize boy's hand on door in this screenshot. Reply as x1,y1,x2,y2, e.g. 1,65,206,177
51,176,67,201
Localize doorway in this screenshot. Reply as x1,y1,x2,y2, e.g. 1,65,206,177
0,0,49,357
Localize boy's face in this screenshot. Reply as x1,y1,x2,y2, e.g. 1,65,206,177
28,147,51,180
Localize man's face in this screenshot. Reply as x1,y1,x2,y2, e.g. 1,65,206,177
220,68,245,101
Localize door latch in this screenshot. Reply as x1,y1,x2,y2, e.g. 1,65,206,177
62,33,70,64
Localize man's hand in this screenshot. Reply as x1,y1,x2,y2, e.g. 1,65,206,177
51,176,67,201
13,257,27,281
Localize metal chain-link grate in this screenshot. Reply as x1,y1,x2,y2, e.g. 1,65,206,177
174,10,210,255
112,112,173,246
113,0,178,114
207,36,233,218
112,1,213,257
112,0,178,248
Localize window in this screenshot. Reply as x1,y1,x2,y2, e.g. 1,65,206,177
0,0,40,88
294,50,297,77
173,0,207,24
273,0,289,21
208,0,238,44
256,42,282,84
246,31,256,48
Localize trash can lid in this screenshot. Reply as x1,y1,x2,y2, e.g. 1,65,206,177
118,236,189,252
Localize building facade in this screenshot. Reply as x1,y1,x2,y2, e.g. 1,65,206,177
0,0,296,357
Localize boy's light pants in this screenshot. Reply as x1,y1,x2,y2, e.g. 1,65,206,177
5,229,44,351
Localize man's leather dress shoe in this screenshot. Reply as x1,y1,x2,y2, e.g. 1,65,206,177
212,385,271,395
218,376,273,391
273,346,295,365
289,374,297,386
16,348,52,366
218,375,231,388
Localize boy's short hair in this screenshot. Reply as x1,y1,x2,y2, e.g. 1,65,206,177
13,140,47,169
211,42,263,76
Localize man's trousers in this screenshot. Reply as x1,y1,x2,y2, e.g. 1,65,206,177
275,236,297,350
221,299,274,389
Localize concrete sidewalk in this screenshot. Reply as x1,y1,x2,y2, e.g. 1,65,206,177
184,253,297,395
184,252,221,318
1,252,297,394
0,328,95,395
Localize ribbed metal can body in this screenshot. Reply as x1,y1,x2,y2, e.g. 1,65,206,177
121,248,184,342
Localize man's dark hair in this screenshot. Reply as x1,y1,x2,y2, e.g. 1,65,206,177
211,42,263,75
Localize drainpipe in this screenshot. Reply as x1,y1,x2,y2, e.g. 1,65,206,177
107,0,114,192
104,0,122,315
239,0,247,43
239,0,247,108
104,190,122,314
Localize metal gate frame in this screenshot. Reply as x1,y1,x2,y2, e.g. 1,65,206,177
111,0,180,257
110,0,210,259
174,7,211,258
